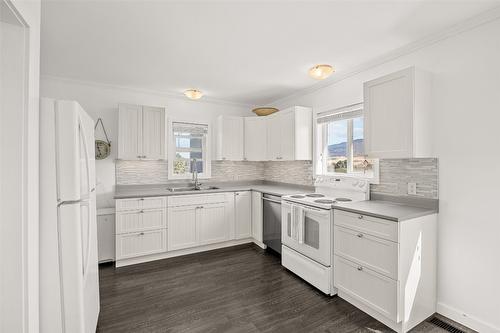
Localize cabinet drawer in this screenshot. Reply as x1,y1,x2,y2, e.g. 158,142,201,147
116,229,167,260
334,255,398,322
334,225,398,279
168,193,229,207
116,197,166,211
334,210,398,242
116,208,166,234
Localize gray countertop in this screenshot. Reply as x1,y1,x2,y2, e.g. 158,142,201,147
114,181,313,199
333,199,438,222
114,182,438,222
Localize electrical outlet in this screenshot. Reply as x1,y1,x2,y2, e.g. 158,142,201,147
407,182,417,195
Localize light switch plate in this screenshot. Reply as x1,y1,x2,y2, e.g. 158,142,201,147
407,182,417,195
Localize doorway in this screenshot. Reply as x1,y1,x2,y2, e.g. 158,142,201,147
0,1,30,331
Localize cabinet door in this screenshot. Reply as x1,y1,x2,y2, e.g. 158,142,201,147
118,104,142,159
197,203,229,245
116,229,167,260
235,191,252,239
364,68,414,158
142,106,166,160
217,116,244,161
244,117,268,161
167,205,198,251
279,111,295,161
251,191,263,242
266,116,281,161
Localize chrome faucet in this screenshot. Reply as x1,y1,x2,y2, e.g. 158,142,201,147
191,158,201,190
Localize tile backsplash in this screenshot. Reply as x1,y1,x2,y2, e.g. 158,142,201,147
116,158,438,198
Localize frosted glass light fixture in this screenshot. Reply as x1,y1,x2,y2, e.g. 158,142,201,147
184,89,203,100
308,64,334,80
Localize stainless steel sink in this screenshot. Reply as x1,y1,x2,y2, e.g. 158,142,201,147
167,186,219,192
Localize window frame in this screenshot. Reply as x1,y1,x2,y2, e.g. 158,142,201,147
314,103,379,183
167,119,212,180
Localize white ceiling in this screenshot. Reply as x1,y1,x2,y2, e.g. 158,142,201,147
41,1,500,105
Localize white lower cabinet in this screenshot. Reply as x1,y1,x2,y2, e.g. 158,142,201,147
167,205,198,251
198,202,231,245
234,191,252,239
116,229,167,260
333,210,437,333
251,191,263,243
167,193,233,251
115,197,168,261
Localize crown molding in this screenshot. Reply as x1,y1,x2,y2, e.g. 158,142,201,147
267,5,500,106
40,74,255,109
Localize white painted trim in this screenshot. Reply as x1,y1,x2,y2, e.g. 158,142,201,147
252,239,267,249
267,6,500,106
437,302,500,333
115,238,254,267
41,74,255,108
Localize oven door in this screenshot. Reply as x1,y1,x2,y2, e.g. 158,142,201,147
282,201,331,266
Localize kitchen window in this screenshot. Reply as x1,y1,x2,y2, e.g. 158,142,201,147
315,103,378,181
168,121,211,179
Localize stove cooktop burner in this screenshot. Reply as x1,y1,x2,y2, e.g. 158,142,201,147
290,195,306,198
314,199,335,204
306,193,325,198
335,197,352,202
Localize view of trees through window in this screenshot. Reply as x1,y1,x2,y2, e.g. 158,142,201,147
173,128,205,176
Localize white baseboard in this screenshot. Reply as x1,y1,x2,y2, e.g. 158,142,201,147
252,239,267,249
437,302,500,333
116,238,254,267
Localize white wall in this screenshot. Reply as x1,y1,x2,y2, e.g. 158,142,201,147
40,77,253,208
271,16,500,333
0,0,40,332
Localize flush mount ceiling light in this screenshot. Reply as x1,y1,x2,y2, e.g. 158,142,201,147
308,64,335,80
184,89,203,100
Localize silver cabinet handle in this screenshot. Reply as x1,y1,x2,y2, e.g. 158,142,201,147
137,155,141,158
142,155,147,158
196,206,204,209
140,210,144,213
138,232,145,236
357,266,363,271
358,215,364,220
140,198,144,201
357,233,364,238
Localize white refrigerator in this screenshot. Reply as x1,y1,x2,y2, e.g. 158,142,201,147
40,98,100,333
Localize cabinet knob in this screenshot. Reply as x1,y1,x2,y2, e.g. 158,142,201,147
357,266,363,271
139,232,145,236
357,233,364,238
140,210,144,213
137,155,141,158
358,215,364,220
142,155,147,158
140,198,145,201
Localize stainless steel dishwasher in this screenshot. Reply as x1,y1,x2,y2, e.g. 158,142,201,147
262,193,282,255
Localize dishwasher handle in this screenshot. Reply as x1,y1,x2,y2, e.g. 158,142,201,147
262,197,281,204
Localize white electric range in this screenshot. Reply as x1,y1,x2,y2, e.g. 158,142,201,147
281,177,370,295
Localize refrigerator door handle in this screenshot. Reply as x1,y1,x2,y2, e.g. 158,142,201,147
81,199,92,278
79,116,93,199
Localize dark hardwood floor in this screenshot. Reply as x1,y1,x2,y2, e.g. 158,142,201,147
97,244,463,333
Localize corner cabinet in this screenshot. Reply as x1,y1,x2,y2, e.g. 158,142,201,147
333,209,437,333
244,117,268,161
216,115,244,161
118,103,166,160
266,106,312,161
364,67,433,158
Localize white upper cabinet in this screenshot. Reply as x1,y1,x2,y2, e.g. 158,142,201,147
216,115,244,161
118,104,166,160
364,67,433,158
266,106,313,161
244,117,267,161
